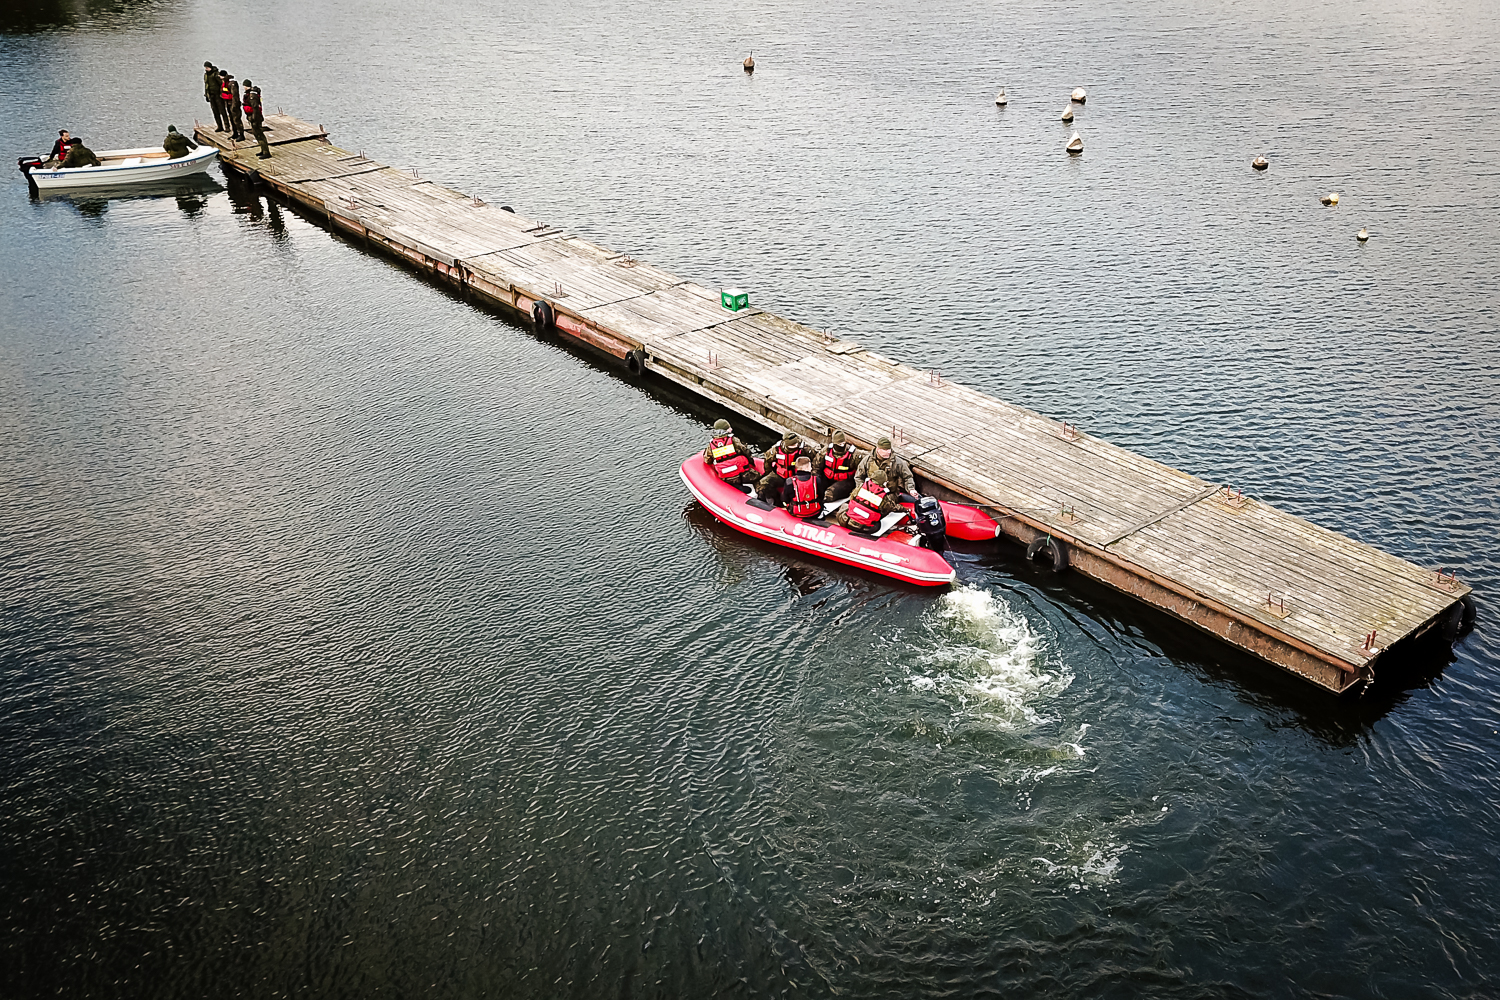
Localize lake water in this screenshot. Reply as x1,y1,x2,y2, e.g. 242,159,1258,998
2,0,1498,996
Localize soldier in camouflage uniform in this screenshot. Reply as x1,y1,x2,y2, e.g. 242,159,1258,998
855,436,918,497
243,80,271,158
205,61,228,132
221,71,245,142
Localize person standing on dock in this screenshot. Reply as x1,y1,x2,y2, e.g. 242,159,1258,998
818,430,864,503
204,61,228,132
220,70,245,141
757,432,810,509
703,420,759,493
242,80,271,158
856,437,917,497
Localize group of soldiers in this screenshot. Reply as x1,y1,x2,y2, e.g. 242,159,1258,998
204,61,272,159
702,420,920,534
42,125,193,168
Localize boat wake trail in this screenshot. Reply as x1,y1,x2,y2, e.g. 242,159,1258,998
905,586,1073,728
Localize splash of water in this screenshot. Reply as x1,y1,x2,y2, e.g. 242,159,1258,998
907,586,1073,727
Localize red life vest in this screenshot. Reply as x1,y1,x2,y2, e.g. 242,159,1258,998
845,480,887,528
822,445,856,481
242,97,254,115
787,474,821,518
220,81,233,102
770,445,803,479
707,436,750,480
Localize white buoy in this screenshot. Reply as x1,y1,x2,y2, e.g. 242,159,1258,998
1060,105,1074,122
1319,191,1340,206
995,88,1008,107
1071,87,1088,104
1067,132,1084,155
1357,227,1369,243
1252,156,1268,171
743,53,754,73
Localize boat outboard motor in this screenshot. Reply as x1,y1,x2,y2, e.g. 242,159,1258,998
913,495,948,552
18,156,42,193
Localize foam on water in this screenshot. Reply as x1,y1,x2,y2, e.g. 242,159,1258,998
906,586,1073,728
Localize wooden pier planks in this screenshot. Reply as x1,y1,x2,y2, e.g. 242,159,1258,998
194,117,1473,694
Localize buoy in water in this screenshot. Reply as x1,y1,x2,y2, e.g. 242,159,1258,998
1060,105,1074,122
995,88,1008,107
743,53,754,73
1357,227,1369,243
1067,132,1084,155
1252,156,1268,171
1071,87,1087,104
1319,191,1340,206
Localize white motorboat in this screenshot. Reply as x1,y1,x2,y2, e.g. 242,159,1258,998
19,143,218,191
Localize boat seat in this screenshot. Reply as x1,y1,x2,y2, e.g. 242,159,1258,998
821,499,849,517
118,157,142,167
871,511,910,539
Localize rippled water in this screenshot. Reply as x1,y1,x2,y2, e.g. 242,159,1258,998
3,0,1499,996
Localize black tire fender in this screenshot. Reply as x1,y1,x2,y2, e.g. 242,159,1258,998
1026,534,1068,572
532,299,554,332
626,348,646,375
1461,594,1477,633
1440,601,1465,643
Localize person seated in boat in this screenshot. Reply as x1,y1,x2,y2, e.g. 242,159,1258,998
834,468,916,535
782,456,824,520
817,429,864,502
702,419,758,492
58,138,101,169
756,431,809,508
855,436,918,497
162,125,191,159
46,129,72,166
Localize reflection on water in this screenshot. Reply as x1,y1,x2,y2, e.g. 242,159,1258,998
3,0,1499,997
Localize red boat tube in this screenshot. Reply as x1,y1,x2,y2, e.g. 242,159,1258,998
681,454,956,586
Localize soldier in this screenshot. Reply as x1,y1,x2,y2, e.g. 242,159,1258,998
855,436,918,497
833,469,915,534
757,431,809,508
242,80,271,158
702,419,758,492
220,70,245,141
818,429,864,502
162,125,190,158
59,138,101,168
204,61,228,132
781,456,824,520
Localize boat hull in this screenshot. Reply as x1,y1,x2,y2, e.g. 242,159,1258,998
682,455,957,586
27,144,217,189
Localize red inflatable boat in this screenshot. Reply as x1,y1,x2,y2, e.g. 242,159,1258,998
681,453,1000,587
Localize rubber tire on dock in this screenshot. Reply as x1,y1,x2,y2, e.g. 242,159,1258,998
626,348,646,375
532,299,554,333
1448,594,1478,640
1026,535,1068,572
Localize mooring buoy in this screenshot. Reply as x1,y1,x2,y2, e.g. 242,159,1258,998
1357,227,1369,243
1067,132,1084,155
1320,191,1340,206
995,88,1008,107
743,53,754,73
1071,87,1087,104
1252,156,1268,171
1060,105,1074,122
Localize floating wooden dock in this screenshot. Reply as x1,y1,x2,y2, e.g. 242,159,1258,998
195,116,1474,695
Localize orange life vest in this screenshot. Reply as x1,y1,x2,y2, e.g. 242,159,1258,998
707,436,751,479
787,474,821,518
845,480,887,528
822,445,856,481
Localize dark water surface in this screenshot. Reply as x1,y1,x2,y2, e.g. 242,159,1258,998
3,0,1499,996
